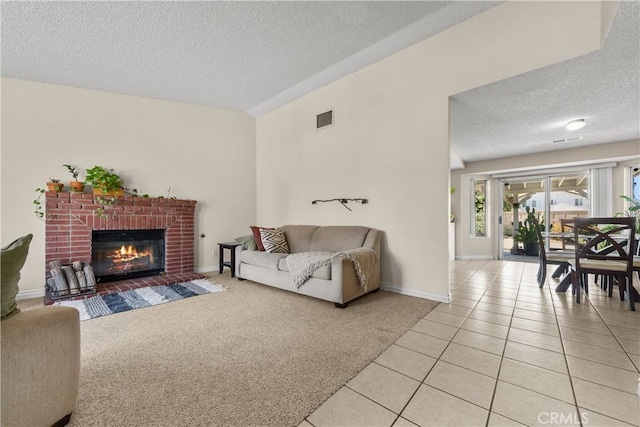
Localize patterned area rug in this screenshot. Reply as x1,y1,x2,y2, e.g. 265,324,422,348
54,279,224,321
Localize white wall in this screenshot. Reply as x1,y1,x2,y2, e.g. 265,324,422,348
451,139,640,259
1,78,256,295
256,2,606,302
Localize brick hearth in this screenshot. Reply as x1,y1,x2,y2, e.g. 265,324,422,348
45,272,206,305
44,192,202,303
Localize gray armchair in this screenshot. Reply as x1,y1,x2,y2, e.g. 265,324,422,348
1,306,80,427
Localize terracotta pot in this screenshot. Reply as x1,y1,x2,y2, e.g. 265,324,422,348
69,181,85,192
46,182,64,192
93,188,124,197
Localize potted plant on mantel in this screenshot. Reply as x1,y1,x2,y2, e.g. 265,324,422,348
515,206,539,256
63,164,85,192
85,166,124,198
46,179,63,193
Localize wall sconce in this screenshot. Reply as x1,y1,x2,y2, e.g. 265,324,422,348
311,198,368,211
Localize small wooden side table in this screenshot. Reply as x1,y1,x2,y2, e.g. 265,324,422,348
218,242,241,277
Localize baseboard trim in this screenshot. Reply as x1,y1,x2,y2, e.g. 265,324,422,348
457,255,495,261
196,265,218,274
380,283,449,303
16,289,45,300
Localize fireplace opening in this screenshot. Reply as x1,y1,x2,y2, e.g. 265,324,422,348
92,229,165,283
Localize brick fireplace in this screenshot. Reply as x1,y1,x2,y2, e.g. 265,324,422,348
45,192,203,302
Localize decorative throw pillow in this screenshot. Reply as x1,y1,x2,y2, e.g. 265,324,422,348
250,226,274,251
1,234,33,320
260,229,290,254
234,234,257,251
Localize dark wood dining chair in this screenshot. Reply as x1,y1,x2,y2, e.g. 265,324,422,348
569,217,636,311
632,235,640,287
560,218,576,251
532,217,573,288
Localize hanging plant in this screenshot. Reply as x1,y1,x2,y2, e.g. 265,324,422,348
33,188,46,220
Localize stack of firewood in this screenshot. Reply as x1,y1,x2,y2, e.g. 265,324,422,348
47,260,97,297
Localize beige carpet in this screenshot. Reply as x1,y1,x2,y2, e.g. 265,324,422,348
20,274,437,426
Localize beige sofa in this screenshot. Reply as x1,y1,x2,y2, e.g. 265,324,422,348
1,306,80,427
235,225,381,307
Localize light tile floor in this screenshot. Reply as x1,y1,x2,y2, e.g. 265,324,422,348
301,260,640,427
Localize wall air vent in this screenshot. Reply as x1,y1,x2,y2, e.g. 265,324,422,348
316,110,334,130
552,136,583,144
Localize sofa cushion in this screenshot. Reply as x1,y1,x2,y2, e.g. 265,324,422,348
260,229,290,254
310,226,370,252
250,226,274,251
234,234,257,251
278,257,331,280
279,225,320,253
1,234,33,319
240,250,288,270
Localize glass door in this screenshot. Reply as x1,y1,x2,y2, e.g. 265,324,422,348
500,172,589,259
547,173,590,250
501,177,547,258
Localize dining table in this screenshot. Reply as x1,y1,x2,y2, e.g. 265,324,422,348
542,231,587,292
543,228,640,304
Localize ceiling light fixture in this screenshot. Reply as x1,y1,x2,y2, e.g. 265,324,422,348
566,119,586,131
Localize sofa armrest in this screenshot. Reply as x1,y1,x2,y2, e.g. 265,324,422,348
1,306,80,427
362,229,380,252
330,256,378,304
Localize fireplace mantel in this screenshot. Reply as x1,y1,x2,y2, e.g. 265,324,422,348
45,192,196,281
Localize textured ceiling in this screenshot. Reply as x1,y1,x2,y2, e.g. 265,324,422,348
1,1,498,114
2,1,637,164
450,0,640,163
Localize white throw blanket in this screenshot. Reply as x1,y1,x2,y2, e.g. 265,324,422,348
285,248,378,291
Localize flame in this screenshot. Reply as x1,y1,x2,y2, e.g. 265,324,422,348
111,245,153,264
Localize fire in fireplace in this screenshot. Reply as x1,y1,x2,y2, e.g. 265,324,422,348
92,230,165,283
